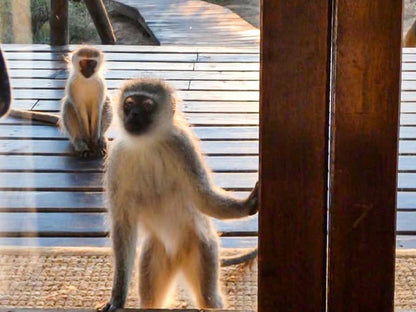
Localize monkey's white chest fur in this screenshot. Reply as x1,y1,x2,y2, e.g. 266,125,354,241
70,75,105,137
72,76,103,108
106,138,210,256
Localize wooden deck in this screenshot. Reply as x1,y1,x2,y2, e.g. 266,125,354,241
111,0,260,46
0,44,416,248
0,44,259,248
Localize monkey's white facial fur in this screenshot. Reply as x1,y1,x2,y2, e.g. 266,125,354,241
118,78,176,138
71,46,104,79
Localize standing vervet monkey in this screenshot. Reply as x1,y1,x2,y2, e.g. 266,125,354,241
0,45,11,117
100,78,259,311
9,46,112,158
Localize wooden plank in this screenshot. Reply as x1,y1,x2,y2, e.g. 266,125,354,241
4,51,199,62
10,78,259,91
400,103,416,113
399,140,416,155
397,212,416,234
400,81,416,90
400,127,416,139
0,125,259,140
0,191,249,212
9,89,259,101
0,113,259,126
328,0,402,311
8,69,259,80
6,60,195,70
2,43,259,53
397,235,416,248
259,0,329,311
195,63,259,71
10,79,190,90
198,53,260,63
0,191,104,211
397,173,416,191
0,140,259,156
399,156,416,170
401,114,416,125
401,91,416,102
5,60,257,71
0,155,258,172
400,72,416,80
32,100,259,113
0,172,258,191
0,212,258,237
189,80,259,91
398,192,416,210
0,236,257,248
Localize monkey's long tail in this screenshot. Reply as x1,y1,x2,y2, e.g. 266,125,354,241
220,248,258,267
9,109,60,126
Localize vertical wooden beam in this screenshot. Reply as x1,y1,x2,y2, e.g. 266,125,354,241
50,0,69,46
11,0,32,43
328,1,402,311
259,0,330,311
85,0,116,44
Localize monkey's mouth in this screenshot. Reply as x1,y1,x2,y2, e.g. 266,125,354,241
124,120,151,135
81,68,95,78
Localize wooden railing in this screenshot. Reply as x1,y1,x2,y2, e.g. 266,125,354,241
50,0,115,46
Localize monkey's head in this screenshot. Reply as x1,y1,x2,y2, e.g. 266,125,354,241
117,78,177,137
71,46,104,79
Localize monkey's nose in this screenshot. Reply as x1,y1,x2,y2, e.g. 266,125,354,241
130,109,141,118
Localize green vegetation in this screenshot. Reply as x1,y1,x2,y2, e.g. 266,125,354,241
0,0,100,44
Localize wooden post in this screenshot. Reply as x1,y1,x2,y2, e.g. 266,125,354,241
11,0,32,43
50,0,69,46
259,0,331,311
85,0,116,44
328,0,402,311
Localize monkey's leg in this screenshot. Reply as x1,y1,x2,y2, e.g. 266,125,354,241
106,217,138,310
95,98,112,156
182,235,224,308
139,236,178,308
62,102,91,158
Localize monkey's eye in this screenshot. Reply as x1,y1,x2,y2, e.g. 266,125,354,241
123,97,135,111
142,99,154,112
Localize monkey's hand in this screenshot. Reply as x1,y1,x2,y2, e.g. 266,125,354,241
246,181,259,216
97,302,119,312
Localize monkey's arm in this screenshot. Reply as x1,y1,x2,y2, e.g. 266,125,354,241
171,129,258,219
0,46,11,117
8,109,60,125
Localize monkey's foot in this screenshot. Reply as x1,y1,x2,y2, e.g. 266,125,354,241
97,302,119,312
94,137,108,157
73,139,91,159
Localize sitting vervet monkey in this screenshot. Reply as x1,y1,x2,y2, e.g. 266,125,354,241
9,46,112,158
101,78,259,311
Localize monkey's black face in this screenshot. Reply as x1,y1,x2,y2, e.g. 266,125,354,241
79,59,97,78
123,95,157,135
